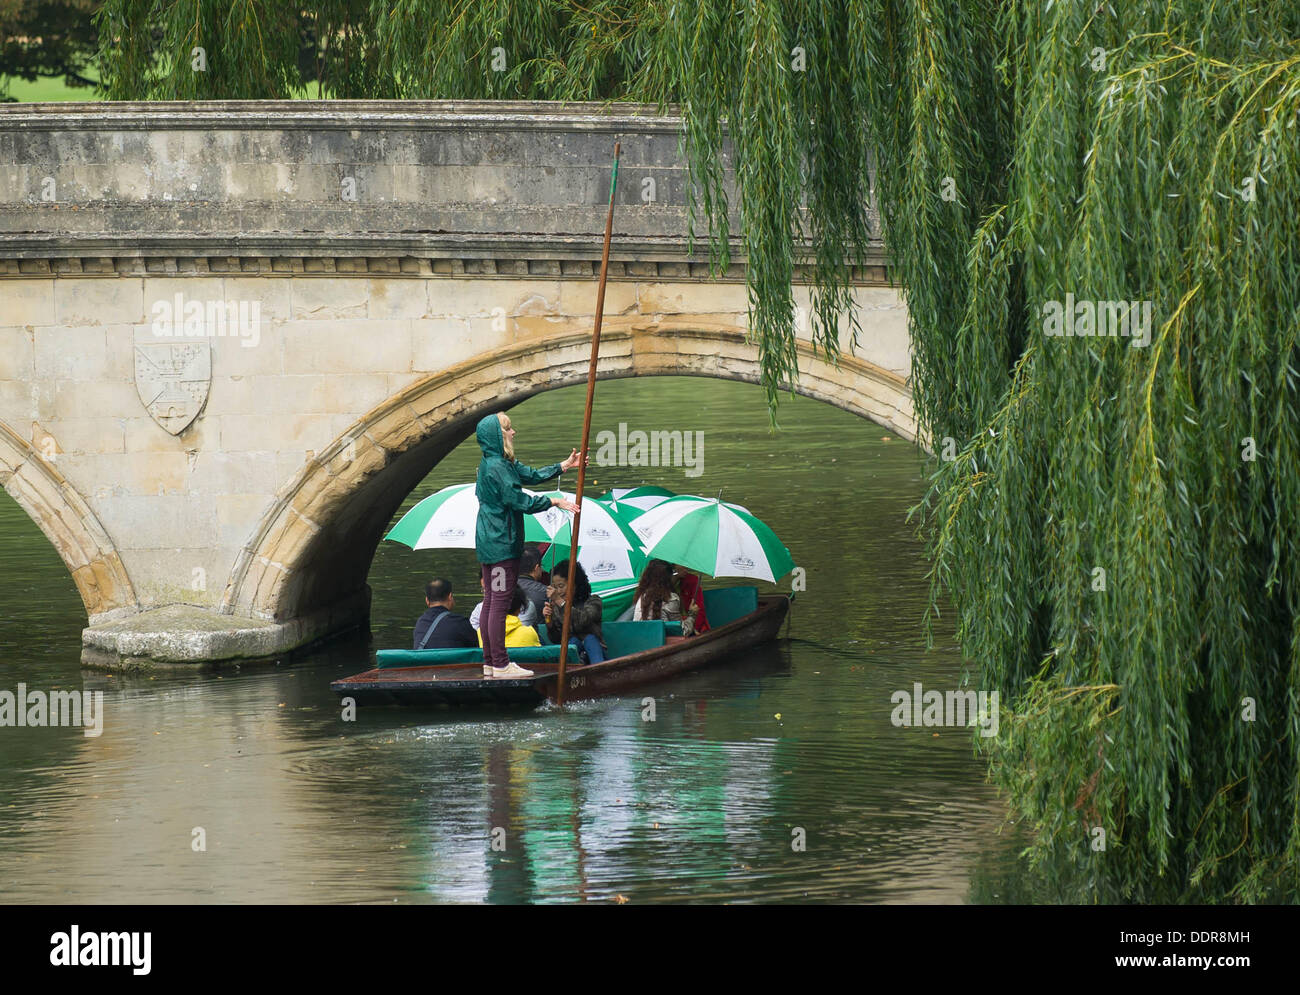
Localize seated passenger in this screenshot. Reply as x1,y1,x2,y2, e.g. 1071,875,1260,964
542,559,607,663
477,585,541,649
515,546,549,627
673,565,710,636
412,578,479,650
632,558,682,623
469,573,485,630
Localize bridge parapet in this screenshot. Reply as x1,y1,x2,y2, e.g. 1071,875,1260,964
0,99,886,274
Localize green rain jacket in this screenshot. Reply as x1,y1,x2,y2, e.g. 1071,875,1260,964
474,414,564,564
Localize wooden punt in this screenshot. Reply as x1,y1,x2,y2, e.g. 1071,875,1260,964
330,592,790,708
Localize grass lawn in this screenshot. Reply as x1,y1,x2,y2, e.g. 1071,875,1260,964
2,75,100,102
2,73,334,102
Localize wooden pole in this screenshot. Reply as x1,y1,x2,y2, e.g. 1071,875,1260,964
557,141,620,707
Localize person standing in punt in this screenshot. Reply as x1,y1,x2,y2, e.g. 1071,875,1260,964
475,412,581,679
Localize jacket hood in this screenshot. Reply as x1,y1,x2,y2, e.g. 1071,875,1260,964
476,413,504,458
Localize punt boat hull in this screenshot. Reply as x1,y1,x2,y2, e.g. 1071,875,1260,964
330,594,790,708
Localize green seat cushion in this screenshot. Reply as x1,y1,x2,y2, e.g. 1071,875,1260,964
377,644,564,668
602,620,666,658
623,619,683,639
702,586,759,628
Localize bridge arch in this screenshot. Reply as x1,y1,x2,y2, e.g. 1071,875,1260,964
223,319,912,624
0,420,138,622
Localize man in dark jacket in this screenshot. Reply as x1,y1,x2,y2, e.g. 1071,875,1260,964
412,578,478,650
516,545,550,627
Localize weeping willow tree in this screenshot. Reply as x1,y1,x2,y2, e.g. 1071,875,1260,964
95,0,1300,901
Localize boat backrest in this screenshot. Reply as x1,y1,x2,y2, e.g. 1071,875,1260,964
602,620,666,658
376,645,564,668
702,586,759,627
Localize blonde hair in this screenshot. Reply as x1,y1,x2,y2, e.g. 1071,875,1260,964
496,412,515,460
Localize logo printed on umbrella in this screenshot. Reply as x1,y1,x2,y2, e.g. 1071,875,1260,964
730,555,755,570
587,526,612,541
438,528,466,539
589,560,619,577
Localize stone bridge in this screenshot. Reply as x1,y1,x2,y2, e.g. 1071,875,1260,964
0,100,912,664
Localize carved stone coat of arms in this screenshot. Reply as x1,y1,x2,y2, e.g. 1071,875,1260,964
133,329,211,435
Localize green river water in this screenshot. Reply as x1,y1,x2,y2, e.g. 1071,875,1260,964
0,377,1026,903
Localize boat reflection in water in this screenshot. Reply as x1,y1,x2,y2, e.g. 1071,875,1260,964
467,646,793,904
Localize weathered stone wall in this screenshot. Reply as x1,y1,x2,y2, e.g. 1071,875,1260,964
1,100,886,259
0,101,909,663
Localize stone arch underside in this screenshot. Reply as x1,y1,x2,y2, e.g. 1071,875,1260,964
0,420,138,622
224,322,913,625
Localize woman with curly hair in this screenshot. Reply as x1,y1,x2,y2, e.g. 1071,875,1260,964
632,558,682,623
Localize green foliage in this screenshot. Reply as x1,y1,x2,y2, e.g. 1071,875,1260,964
1,0,101,100
92,0,1300,900
917,2,1300,901
95,0,300,99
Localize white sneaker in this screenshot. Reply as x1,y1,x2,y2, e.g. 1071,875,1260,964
482,664,493,678
491,662,535,678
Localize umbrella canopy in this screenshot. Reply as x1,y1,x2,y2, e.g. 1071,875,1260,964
531,490,647,586
525,492,641,551
385,483,592,552
386,484,650,594
629,496,794,582
598,485,677,515
385,483,480,549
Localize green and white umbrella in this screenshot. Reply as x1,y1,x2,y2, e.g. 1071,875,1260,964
385,484,649,605
629,496,793,582
385,483,480,549
525,492,649,619
529,491,647,585
598,486,677,516
384,483,594,552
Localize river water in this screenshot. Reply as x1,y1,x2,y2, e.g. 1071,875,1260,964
0,377,1023,903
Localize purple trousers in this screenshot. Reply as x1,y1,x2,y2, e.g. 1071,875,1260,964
480,558,520,670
